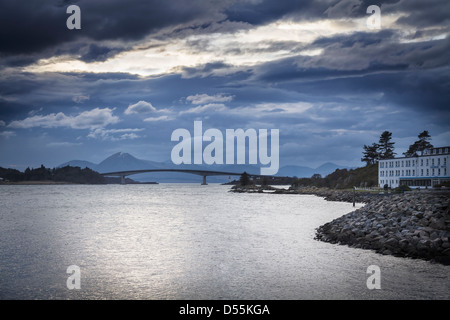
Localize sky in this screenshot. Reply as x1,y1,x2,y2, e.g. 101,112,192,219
0,0,449,171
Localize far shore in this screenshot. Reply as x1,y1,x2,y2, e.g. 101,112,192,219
0,180,78,185
0,180,159,185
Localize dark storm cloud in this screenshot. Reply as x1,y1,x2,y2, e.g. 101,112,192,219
252,29,449,83
390,0,450,28
324,0,400,18
225,0,448,31
0,0,229,66
79,44,123,63
225,0,330,24
1,0,448,69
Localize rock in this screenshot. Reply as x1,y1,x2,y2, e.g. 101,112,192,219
430,232,439,241
399,239,409,249
412,211,424,219
315,191,450,265
385,237,399,248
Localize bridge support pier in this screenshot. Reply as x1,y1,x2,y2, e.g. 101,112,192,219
120,175,126,185
202,175,207,185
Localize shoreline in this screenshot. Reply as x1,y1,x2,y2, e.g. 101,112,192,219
0,181,77,185
0,181,158,185
315,192,450,265
231,185,450,265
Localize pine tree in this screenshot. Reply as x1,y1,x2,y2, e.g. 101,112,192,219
403,131,433,157
239,171,250,186
378,131,396,159
361,143,380,165
416,130,433,155
404,141,419,157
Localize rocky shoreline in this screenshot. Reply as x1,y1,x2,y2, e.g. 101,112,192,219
315,192,450,265
231,185,450,265
230,185,386,204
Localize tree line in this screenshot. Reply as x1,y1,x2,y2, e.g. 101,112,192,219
0,165,106,184
361,130,433,166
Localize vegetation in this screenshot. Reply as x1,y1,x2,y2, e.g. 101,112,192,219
403,130,433,157
292,163,379,189
0,165,106,184
361,143,380,165
393,185,412,193
378,131,396,160
362,131,396,165
362,130,434,166
239,171,251,186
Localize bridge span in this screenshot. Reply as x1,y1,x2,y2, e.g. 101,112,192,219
101,169,267,185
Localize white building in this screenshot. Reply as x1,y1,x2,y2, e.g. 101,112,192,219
378,146,450,189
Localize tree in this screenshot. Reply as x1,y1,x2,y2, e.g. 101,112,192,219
361,143,380,165
378,131,396,159
239,171,250,186
403,130,433,157
403,141,420,157
311,173,322,180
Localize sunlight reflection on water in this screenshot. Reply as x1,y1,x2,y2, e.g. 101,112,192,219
0,184,448,300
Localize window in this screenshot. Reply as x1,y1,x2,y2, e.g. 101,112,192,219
438,158,441,165
413,170,415,176
438,169,441,176
427,169,429,176
421,169,424,176
432,169,435,176
432,159,435,166
421,159,423,166
380,162,384,168
426,159,429,166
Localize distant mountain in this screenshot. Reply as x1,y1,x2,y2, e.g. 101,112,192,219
96,152,162,173
58,160,98,170
275,165,316,178
58,152,350,183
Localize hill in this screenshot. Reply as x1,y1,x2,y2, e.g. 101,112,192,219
293,163,379,189
0,165,106,184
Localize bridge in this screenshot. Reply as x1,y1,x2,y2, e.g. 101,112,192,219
101,169,269,185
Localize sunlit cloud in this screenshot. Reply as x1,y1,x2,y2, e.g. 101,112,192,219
8,108,120,130
22,15,404,77
186,93,234,105
124,100,157,115
143,115,173,122
87,128,144,141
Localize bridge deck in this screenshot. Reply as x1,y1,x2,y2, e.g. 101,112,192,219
101,169,271,184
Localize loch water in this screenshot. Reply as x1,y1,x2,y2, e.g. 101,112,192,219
0,184,448,299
